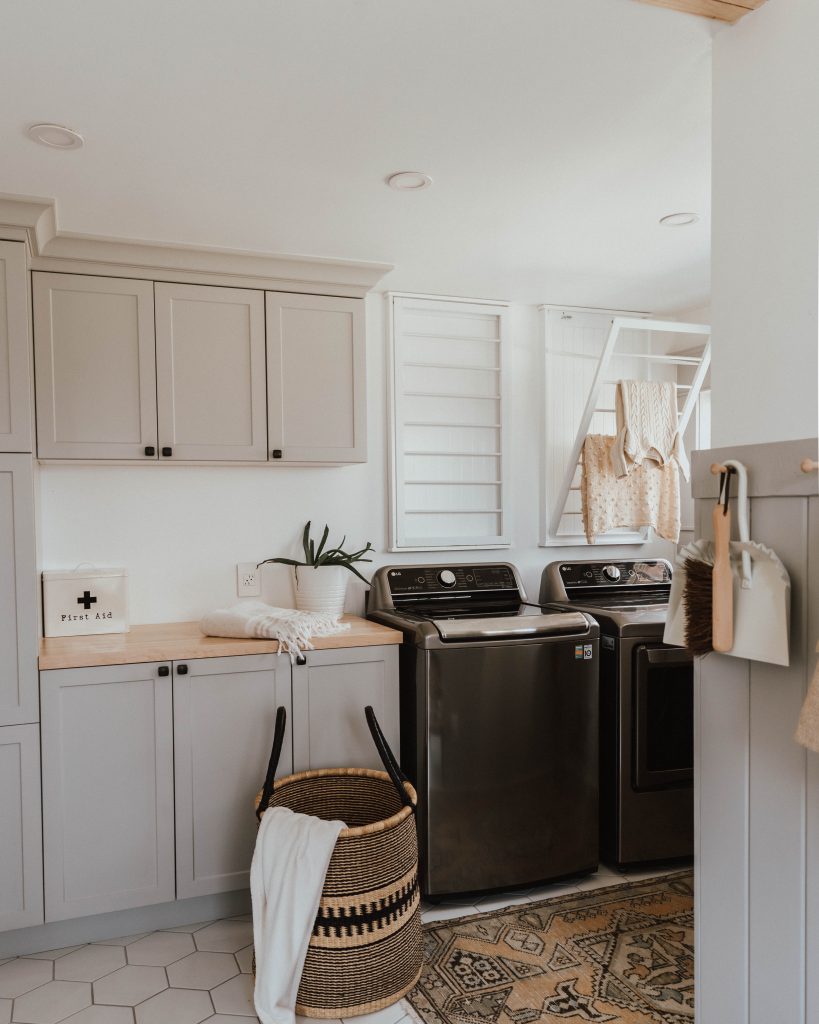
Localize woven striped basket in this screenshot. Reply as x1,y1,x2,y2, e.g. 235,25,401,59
254,707,422,1019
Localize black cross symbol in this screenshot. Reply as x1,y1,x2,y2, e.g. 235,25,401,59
77,591,97,611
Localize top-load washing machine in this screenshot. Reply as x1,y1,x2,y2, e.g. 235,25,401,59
368,562,600,897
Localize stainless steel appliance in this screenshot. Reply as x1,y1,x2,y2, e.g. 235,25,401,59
540,558,693,867
368,562,599,898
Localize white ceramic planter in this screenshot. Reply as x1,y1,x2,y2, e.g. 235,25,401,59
294,565,349,615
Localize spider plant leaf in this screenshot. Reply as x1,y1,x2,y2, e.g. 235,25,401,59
343,562,371,584
314,524,330,562
301,521,312,563
258,556,305,568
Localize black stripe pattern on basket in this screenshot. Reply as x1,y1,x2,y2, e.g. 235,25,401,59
314,872,419,937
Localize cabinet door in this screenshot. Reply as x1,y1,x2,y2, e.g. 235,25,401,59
155,283,267,461
266,293,366,463
0,242,31,452
292,645,399,772
0,725,43,932
174,654,291,898
0,455,38,726
41,662,175,921
33,273,158,459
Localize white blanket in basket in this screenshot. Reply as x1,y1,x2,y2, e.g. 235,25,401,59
251,806,346,1024
200,601,350,658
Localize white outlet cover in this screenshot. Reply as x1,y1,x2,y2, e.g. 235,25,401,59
237,562,261,597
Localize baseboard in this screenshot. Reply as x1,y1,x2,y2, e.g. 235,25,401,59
0,890,251,958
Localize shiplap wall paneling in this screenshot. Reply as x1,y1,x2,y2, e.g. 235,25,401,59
0,455,38,726
155,284,267,462
747,496,807,1024
33,273,158,460
390,295,510,550
266,293,366,463
0,725,43,931
0,241,31,453
692,440,818,1024
807,496,819,1023
542,308,676,544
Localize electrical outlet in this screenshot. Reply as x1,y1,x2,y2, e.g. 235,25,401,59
237,562,261,597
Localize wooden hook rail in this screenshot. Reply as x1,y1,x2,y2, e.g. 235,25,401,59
801,458,818,473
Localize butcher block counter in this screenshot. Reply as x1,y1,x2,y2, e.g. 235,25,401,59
38,614,402,670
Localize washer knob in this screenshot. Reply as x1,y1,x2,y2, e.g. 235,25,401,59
438,569,457,588
602,564,621,582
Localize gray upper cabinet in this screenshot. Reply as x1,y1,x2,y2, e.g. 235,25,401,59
173,654,291,899
33,273,158,460
155,283,267,461
41,661,175,921
0,455,38,727
267,293,366,463
0,724,44,932
292,645,399,772
0,242,32,453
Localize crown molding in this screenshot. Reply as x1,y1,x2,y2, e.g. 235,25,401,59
0,193,392,297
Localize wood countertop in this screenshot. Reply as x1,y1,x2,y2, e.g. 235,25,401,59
39,615,403,671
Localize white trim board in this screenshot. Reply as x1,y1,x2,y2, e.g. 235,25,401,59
0,193,392,297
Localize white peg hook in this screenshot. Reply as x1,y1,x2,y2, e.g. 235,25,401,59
723,459,752,587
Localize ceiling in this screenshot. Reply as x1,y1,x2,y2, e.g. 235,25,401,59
0,0,713,313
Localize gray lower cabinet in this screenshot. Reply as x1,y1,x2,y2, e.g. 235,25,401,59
41,662,175,921
0,724,43,931
0,241,31,454
292,645,399,772
0,454,38,727
173,654,292,899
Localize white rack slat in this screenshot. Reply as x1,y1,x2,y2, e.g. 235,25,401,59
389,294,511,551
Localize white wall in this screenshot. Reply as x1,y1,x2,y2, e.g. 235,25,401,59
38,296,674,623
711,0,819,446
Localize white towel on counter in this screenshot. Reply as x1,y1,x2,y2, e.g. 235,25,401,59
200,601,350,658
251,806,346,1024
611,379,689,481
582,433,681,544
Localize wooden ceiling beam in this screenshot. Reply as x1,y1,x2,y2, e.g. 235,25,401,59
635,0,769,23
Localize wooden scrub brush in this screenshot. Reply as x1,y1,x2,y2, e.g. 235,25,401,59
683,467,734,655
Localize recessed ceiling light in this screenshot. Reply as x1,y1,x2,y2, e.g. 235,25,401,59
27,123,84,150
660,212,698,227
386,171,432,191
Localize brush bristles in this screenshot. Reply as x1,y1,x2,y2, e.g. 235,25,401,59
684,557,713,656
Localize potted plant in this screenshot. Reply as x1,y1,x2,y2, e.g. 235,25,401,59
258,521,374,616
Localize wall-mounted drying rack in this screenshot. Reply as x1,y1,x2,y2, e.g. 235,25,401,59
547,317,711,542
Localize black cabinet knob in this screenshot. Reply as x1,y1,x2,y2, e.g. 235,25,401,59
295,654,307,666
271,449,283,459
144,446,156,457
158,665,170,677
161,447,173,457
177,664,188,675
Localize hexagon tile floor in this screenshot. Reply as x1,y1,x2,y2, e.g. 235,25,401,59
0,864,678,1024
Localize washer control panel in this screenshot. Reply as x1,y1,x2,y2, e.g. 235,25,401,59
387,564,518,596
559,560,671,588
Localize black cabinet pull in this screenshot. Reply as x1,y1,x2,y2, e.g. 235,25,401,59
177,664,188,675
295,654,307,666
144,446,156,457
161,447,173,457
158,665,170,677
271,449,283,459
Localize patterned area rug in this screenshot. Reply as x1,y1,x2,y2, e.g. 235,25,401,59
406,871,693,1024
